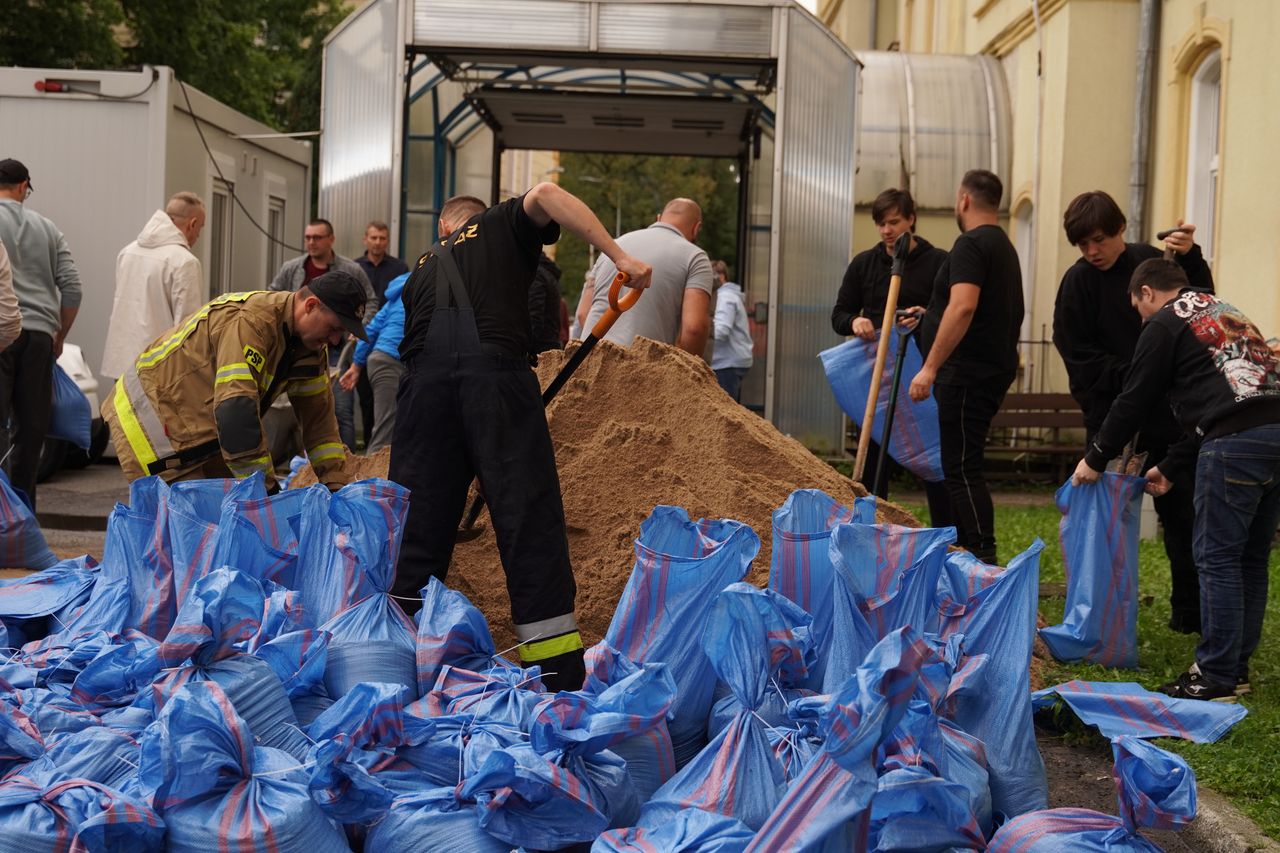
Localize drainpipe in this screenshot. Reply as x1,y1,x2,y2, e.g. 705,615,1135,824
1128,0,1159,240
1024,0,1044,392
869,0,878,49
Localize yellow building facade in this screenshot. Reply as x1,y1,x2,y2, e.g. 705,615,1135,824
820,0,1277,393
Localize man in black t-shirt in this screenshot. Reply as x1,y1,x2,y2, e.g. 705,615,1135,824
910,170,1024,564
392,185,651,692
1053,190,1213,634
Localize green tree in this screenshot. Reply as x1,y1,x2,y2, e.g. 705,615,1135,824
557,152,741,309
0,0,125,69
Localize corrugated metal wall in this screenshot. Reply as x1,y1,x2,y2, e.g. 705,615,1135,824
769,9,858,452
597,4,774,56
320,0,400,259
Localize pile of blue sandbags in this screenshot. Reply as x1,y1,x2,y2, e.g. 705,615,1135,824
0,477,1199,850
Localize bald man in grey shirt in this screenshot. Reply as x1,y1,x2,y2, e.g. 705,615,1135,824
581,198,714,355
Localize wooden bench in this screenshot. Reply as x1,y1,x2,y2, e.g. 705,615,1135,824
987,392,1085,480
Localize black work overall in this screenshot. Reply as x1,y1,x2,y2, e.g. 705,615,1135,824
388,239,584,691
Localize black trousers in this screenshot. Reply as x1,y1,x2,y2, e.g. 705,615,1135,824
0,331,55,507
388,354,578,649
934,380,1007,564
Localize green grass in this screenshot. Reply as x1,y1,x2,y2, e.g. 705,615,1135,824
899,497,1280,838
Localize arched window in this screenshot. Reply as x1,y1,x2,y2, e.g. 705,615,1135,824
1185,49,1222,262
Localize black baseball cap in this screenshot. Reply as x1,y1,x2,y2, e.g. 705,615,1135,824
0,159,31,190
308,270,368,341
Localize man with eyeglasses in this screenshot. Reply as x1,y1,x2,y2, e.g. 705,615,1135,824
271,218,373,452
102,270,367,494
0,158,82,507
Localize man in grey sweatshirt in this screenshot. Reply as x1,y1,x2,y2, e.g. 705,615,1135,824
0,159,82,506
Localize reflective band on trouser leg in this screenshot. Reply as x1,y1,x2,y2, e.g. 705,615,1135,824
514,613,583,663
227,454,273,479
113,366,177,471
308,442,345,465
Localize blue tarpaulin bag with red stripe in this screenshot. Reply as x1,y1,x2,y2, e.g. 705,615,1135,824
593,807,755,852
936,541,1049,821
1031,679,1248,743
0,469,55,571
819,336,944,483
0,774,164,852
604,506,759,768
136,680,349,853
1040,474,1145,668
767,489,859,691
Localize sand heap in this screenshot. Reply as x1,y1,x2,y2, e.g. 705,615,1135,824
294,338,919,648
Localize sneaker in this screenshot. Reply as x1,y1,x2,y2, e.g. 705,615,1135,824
1159,663,1238,702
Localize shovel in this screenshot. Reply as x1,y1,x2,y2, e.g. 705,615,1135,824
457,271,639,537
853,231,911,486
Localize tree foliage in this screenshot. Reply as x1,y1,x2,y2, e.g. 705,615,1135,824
557,152,742,307
0,0,349,134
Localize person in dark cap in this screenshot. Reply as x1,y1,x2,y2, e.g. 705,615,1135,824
102,270,367,492
0,158,82,507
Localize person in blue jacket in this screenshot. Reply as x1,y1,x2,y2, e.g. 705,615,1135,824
339,271,409,454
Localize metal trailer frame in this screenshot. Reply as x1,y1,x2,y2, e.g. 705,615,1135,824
321,0,860,452
0,65,312,391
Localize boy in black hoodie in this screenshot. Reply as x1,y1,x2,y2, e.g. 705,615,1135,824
1073,259,1280,701
1053,191,1214,634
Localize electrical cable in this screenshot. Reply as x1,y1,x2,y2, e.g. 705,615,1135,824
177,77,304,254
60,65,159,100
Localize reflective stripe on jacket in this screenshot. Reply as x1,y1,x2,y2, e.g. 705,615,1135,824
103,290,348,490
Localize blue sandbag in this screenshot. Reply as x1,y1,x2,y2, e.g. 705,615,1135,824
150,569,310,760
870,765,986,851
0,702,43,775
767,489,856,690
69,632,160,711
594,807,755,852
136,681,349,853
0,774,164,852
820,335,944,482
645,585,811,831
531,655,675,828
307,681,435,823
1031,679,1247,743
165,477,266,614
0,559,96,626
747,627,932,852
296,480,408,628
0,470,55,570
1040,474,1145,668
106,477,177,639
583,642,678,802
363,787,517,853
211,486,309,589
47,363,91,449
415,577,510,692
986,808,1163,852
605,506,759,767
1111,736,1196,832
18,726,140,788
936,541,1049,820
423,663,545,727
397,706,525,788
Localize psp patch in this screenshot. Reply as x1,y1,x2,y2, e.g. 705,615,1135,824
243,344,266,372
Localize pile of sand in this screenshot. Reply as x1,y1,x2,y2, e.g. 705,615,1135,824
295,338,919,647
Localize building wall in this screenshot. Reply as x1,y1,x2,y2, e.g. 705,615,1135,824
822,0,1280,395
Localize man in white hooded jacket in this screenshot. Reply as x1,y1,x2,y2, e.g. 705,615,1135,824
102,192,205,381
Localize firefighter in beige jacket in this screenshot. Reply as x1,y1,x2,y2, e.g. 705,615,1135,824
102,193,207,381
102,271,369,492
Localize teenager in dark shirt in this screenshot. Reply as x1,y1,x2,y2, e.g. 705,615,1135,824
1053,190,1214,634
910,170,1024,564
392,185,651,692
831,188,952,524
1073,259,1280,701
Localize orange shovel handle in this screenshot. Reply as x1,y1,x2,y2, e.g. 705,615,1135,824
590,271,640,338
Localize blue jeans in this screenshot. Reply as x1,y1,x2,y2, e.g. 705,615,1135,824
715,366,749,402
331,349,355,450
1193,423,1280,684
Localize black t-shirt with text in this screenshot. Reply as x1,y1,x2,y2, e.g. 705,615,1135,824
921,223,1024,385
399,195,560,362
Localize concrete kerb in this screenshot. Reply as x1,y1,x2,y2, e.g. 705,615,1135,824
1183,788,1280,853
